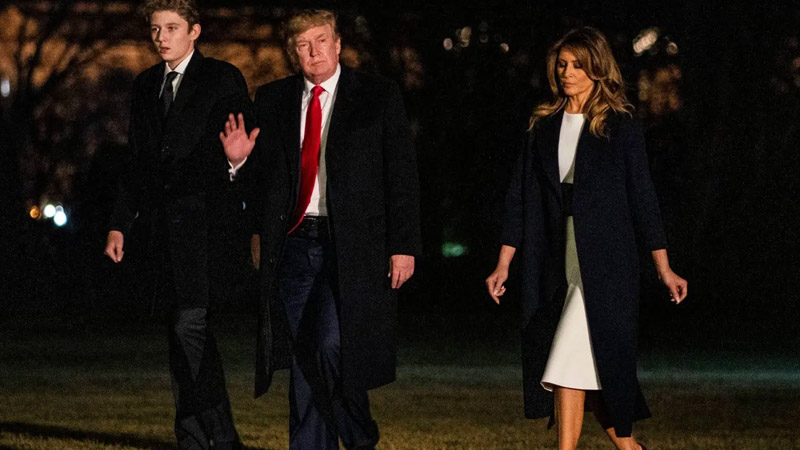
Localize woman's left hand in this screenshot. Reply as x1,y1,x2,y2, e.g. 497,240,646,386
659,269,688,304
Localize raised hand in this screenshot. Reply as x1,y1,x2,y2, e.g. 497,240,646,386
219,113,260,165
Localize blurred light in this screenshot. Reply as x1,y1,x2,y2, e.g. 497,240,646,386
442,241,468,258
666,42,679,55
499,43,510,53
54,210,68,227
458,26,472,47
633,27,660,55
443,38,453,51
43,204,56,218
0,78,9,97
29,206,41,219
480,34,489,44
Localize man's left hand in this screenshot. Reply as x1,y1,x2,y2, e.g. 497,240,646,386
388,254,415,289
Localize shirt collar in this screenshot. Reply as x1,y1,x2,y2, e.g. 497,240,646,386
164,49,195,77
303,64,341,96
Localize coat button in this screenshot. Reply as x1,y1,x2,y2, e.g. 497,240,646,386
163,184,171,191
268,257,276,264
162,145,169,152
279,214,286,221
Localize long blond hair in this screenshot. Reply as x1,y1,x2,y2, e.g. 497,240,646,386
530,27,632,138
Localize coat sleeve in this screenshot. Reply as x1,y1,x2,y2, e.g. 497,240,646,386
382,81,422,257
109,81,144,236
621,117,668,251
500,131,531,249
200,63,254,187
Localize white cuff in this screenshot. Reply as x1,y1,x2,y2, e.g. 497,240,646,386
228,157,247,181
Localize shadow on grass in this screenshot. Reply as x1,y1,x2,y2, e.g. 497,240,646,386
0,422,173,449
0,422,273,450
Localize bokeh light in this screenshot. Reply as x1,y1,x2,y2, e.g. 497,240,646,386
53,207,67,227
633,27,660,55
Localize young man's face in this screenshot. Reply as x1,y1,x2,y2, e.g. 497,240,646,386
150,10,200,69
294,24,341,85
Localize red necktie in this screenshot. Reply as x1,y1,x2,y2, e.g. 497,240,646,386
289,85,325,233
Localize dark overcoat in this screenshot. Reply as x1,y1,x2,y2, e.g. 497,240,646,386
242,66,421,398
501,110,667,437
110,51,253,310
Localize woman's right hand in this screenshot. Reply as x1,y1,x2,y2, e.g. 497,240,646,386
486,266,509,304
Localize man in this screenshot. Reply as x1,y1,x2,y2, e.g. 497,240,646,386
104,1,252,449
221,9,421,450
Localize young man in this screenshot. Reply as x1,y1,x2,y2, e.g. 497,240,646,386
105,1,252,449
221,9,421,450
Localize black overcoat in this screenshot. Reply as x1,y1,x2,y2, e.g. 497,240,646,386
110,51,253,310
501,110,667,437
242,66,421,398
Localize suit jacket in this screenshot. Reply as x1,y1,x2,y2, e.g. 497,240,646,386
110,50,253,310
242,66,422,397
502,111,666,437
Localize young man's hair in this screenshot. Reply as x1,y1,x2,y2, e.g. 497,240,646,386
283,9,338,66
141,0,200,28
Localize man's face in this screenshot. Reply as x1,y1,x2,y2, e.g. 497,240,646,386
294,24,341,85
150,10,200,69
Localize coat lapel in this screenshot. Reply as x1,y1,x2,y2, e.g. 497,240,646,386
325,66,358,161
538,110,564,200
282,75,304,179
164,51,203,128
146,64,165,138
573,117,598,186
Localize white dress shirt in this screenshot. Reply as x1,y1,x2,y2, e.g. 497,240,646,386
301,64,341,216
227,65,342,198
160,49,194,98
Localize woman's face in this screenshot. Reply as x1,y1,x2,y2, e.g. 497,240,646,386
557,49,595,100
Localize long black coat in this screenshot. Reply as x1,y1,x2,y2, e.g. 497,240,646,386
110,51,253,310
502,110,667,437
243,66,421,398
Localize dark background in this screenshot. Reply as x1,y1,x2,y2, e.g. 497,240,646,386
1,0,798,356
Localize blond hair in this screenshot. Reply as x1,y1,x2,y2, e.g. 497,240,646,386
530,27,632,138
283,9,339,69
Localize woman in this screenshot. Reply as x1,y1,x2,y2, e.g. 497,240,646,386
485,27,687,450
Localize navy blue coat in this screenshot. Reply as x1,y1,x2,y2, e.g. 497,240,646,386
502,110,667,437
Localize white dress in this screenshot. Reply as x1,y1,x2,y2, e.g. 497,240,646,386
540,112,602,392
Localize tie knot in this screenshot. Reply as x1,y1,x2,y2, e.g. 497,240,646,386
165,71,179,82
312,85,325,97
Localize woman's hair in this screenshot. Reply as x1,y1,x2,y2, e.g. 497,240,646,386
283,9,339,69
530,27,632,138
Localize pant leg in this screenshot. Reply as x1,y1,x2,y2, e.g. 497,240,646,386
279,236,381,450
279,237,339,450
313,254,379,450
169,308,240,450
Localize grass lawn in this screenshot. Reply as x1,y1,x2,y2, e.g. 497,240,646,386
1,317,799,450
